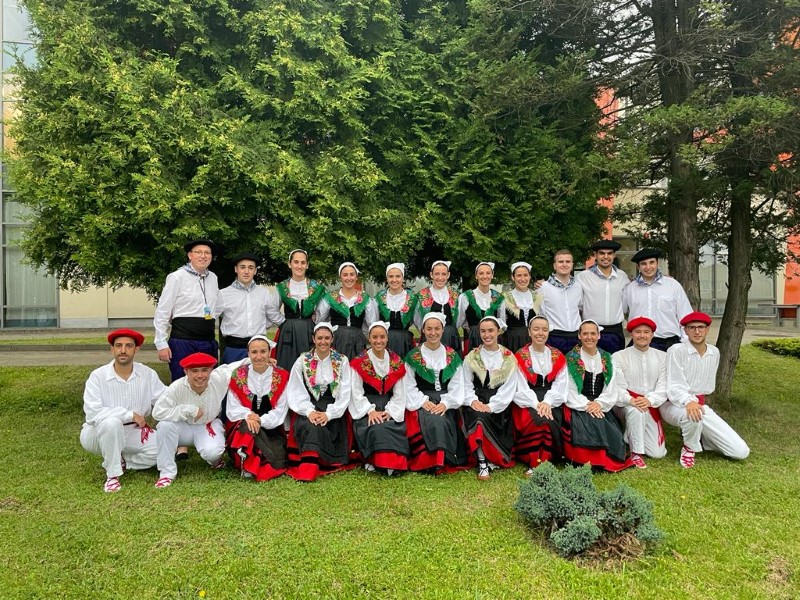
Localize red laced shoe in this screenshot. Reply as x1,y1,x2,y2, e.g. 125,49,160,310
103,477,121,493
154,477,173,488
679,446,695,469
631,453,648,469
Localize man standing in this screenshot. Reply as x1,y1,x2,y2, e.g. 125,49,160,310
622,248,693,352
217,252,284,364
576,239,630,353
662,312,750,468
154,239,220,381
152,352,245,488
539,249,583,355
612,317,668,468
80,329,165,492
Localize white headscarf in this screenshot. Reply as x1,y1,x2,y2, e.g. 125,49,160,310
385,262,405,277
338,262,360,276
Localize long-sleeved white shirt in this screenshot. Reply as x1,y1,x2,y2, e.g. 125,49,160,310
403,345,466,411
349,349,406,422
152,360,243,423
316,290,378,333
462,347,522,413
218,282,284,337
413,286,455,329
500,289,542,326
666,341,719,407
622,273,693,339
153,266,219,350
576,266,629,325
225,363,289,430
539,276,583,332
456,288,504,329
286,352,352,420
612,346,667,408
565,349,619,411
83,361,166,426
513,346,568,408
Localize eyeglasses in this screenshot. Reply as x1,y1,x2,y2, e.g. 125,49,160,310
191,251,212,256
685,325,707,331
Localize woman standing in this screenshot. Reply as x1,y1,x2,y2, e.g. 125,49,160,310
275,249,326,371
501,262,542,353
416,260,461,352
316,262,377,360
350,321,409,475
403,313,468,473
462,317,521,480
225,335,290,481
512,316,567,475
374,263,418,358
457,262,504,355
561,320,633,472
285,322,356,481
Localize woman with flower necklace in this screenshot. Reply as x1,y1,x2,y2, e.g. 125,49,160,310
274,249,326,371
512,315,568,475
286,322,355,481
403,312,468,473
349,321,409,475
415,260,460,352
316,262,377,360
225,335,290,481
462,317,523,480
457,262,505,355
500,262,542,353
562,320,633,472
374,263,418,359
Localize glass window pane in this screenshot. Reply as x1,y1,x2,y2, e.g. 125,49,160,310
2,41,35,71
3,0,32,43
3,225,58,327
2,197,28,224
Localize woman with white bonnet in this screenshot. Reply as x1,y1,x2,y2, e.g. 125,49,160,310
457,262,504,355
500,261,542,353
415,259,461,351
374,262,418,358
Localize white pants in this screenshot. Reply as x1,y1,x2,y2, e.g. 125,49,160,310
659,402,750,459
156,419,225,479
615,405,667,458
80,420,157,478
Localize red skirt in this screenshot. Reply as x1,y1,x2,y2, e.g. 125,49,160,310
286,413,359,481
511,404,562,468
560,407,633,473
404,409,469,474
226,421,287,481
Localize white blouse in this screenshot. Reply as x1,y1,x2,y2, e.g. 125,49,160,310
349,349,406,422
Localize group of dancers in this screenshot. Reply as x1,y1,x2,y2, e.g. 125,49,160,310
81,243,750,492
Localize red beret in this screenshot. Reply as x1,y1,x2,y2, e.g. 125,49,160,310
179,352,218,369
107,328,145,347
680,311,712,326
626,317,657,333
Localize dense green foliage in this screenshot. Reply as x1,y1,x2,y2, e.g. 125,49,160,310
515,463,663,557
752,337,800,359
9,0,613,293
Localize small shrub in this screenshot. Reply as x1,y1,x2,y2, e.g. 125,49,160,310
515,463,664,559
752,338,800,359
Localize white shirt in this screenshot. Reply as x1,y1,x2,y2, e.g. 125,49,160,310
83,361,166,426
456,288,503,328
539,276,583,332
577,266,629,325
349,349,406,422
403,344,466,411
286,352,352,420
218,282,284,337
288,278,310,299
153,267,219,350
500,289,543,326
462,347,522,412
152,361,242,423
612,346,667,408
513,345,568,408
384,289,409,311
666,341,719,406
225,362,288,430
316,290,378,332
565,349,619,411
622,273,693,339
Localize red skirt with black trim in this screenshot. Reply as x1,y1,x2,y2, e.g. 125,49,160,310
404,409,469,474
560,407,633,473
226,420,287,481
511,404,562,468
286,413,359,482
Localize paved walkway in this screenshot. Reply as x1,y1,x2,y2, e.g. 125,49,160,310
0,320,796,367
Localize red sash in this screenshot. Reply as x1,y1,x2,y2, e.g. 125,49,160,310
628,390,664,445
696,394,706,406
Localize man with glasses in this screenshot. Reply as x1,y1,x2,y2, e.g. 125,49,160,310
662,312,750,468
154,240,220,382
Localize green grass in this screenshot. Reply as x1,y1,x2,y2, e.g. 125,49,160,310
0,347,797,599
751,337,800,359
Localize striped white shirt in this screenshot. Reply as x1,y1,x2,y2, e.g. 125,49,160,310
83,361,166,426
612,346,667,408
666,341,719,406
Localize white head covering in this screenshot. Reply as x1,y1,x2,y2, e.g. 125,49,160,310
288,248,308,261
579,319,604,332
421,312,447,327
247,334,276,350
475,261,495,273
368,321,391,335
511,261,532,273
479,316,507,332
385,262,405,277
431,260,452,271
313,322,339,334
338,262,360,276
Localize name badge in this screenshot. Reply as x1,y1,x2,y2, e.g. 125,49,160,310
204,305,213,320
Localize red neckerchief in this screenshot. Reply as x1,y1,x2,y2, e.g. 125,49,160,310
515,344,566,385
351,350,406,394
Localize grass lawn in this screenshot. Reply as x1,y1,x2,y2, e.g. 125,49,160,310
0,346,797,599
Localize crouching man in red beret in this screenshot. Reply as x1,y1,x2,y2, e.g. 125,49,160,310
662,312,750,468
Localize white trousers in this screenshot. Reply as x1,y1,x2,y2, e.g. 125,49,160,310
80,420,157,478
156,419,225,479
615,405,667,458
659,402,750,459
